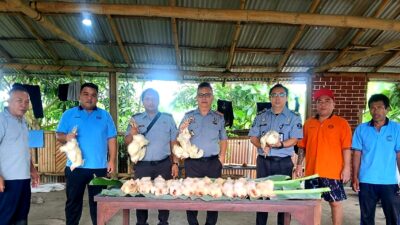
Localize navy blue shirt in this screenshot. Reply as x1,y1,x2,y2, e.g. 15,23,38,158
248,107,303,157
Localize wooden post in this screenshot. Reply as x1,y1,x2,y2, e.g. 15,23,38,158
109,72,119,175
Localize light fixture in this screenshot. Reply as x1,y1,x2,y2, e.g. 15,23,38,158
82,12,92,27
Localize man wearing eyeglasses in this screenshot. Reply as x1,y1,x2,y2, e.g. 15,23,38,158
179,82,227,225
295,89,352,225
248,83,303,225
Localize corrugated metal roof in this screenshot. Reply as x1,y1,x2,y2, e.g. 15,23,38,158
181,48,228,67
44,14,113,43
354,54,386,66
127,46,176,65
233,52,280,66
0,40,48,59
297,27,355,50
0,15,33,38
329,66,374,72
286,52,338,66
246,0,311,12
179,20,234,48
282,67,310,73
237,24,297,49
178,0,241,9
115,17,172,44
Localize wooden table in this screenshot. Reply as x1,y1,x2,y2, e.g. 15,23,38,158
95,196,321,225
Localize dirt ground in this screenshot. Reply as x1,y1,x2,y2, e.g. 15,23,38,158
29,187,387,225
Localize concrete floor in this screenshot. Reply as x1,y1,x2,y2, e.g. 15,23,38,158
29,188,387,225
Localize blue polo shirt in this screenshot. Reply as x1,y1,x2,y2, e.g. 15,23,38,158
352,118,400,184
125,112,178,161
57,106,117,169
0,108,30,180
180,109,228,157
248,107,303,157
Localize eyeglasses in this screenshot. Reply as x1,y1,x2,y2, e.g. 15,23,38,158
270,93,287,98
197,93,213,98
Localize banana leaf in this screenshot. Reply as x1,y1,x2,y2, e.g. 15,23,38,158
89,177,123,188
270,187,331,200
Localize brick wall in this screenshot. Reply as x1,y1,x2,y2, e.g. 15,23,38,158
312,75,368,130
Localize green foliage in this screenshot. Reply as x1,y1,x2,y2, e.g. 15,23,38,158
363,82,400,122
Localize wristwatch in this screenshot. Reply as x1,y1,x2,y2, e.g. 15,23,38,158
172,162,179,166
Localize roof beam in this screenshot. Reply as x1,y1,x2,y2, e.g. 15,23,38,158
225,0,245,71
1,2,400,32
5,0,113,68
169,0,181,70
16,14,61,64
277,0,320,72
334,0,390,62
375,50,400,72
2,62,400,80
1,37,394,55
107,15,132,67
312,38,400,72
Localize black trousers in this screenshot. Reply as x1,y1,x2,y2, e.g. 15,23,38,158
256,156,293,225
134,158,172,225
184,157,222,225
0,179,31,225
64,167,107,225
359,183,400,225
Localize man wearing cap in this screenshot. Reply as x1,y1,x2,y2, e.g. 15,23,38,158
352,94,400,225
125,88,179,225
295,88,352,225
179,82,227,225
249,83,303,225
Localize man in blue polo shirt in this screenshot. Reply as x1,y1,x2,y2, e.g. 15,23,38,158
179,82,227,225
352,93,400,225
56,83,117,225
125,88,178,225
0,85,40,225
249,83,303,225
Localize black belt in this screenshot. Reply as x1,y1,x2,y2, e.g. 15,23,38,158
190,155,219,161
260,155,291,162
136,156,169,166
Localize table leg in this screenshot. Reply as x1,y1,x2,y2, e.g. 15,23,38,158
283,212,291,225
123,209,130,225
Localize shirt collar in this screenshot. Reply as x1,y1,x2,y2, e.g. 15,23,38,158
195,108,212,116
368,117,389,127
314,113,334,120
3,107,25,122
270,106,290,117
78,105,98,111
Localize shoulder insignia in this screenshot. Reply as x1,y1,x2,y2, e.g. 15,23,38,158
162,112,173,117
290,110,300,116
256,108,267,115
132,112,143,118
214,110,224,117
185,109,196,115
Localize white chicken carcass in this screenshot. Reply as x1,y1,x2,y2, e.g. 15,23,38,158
208,182,223,198
168,179,184,197
246,180,261,199
127,120,149,164
221,178,235,198
60,126,83,171
182,177,198,197
137,177,153,194
151,175,169,196
256,180,275,198
173,118,204,159
234,178,248,199
260,130,280,156
120,179,138,194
